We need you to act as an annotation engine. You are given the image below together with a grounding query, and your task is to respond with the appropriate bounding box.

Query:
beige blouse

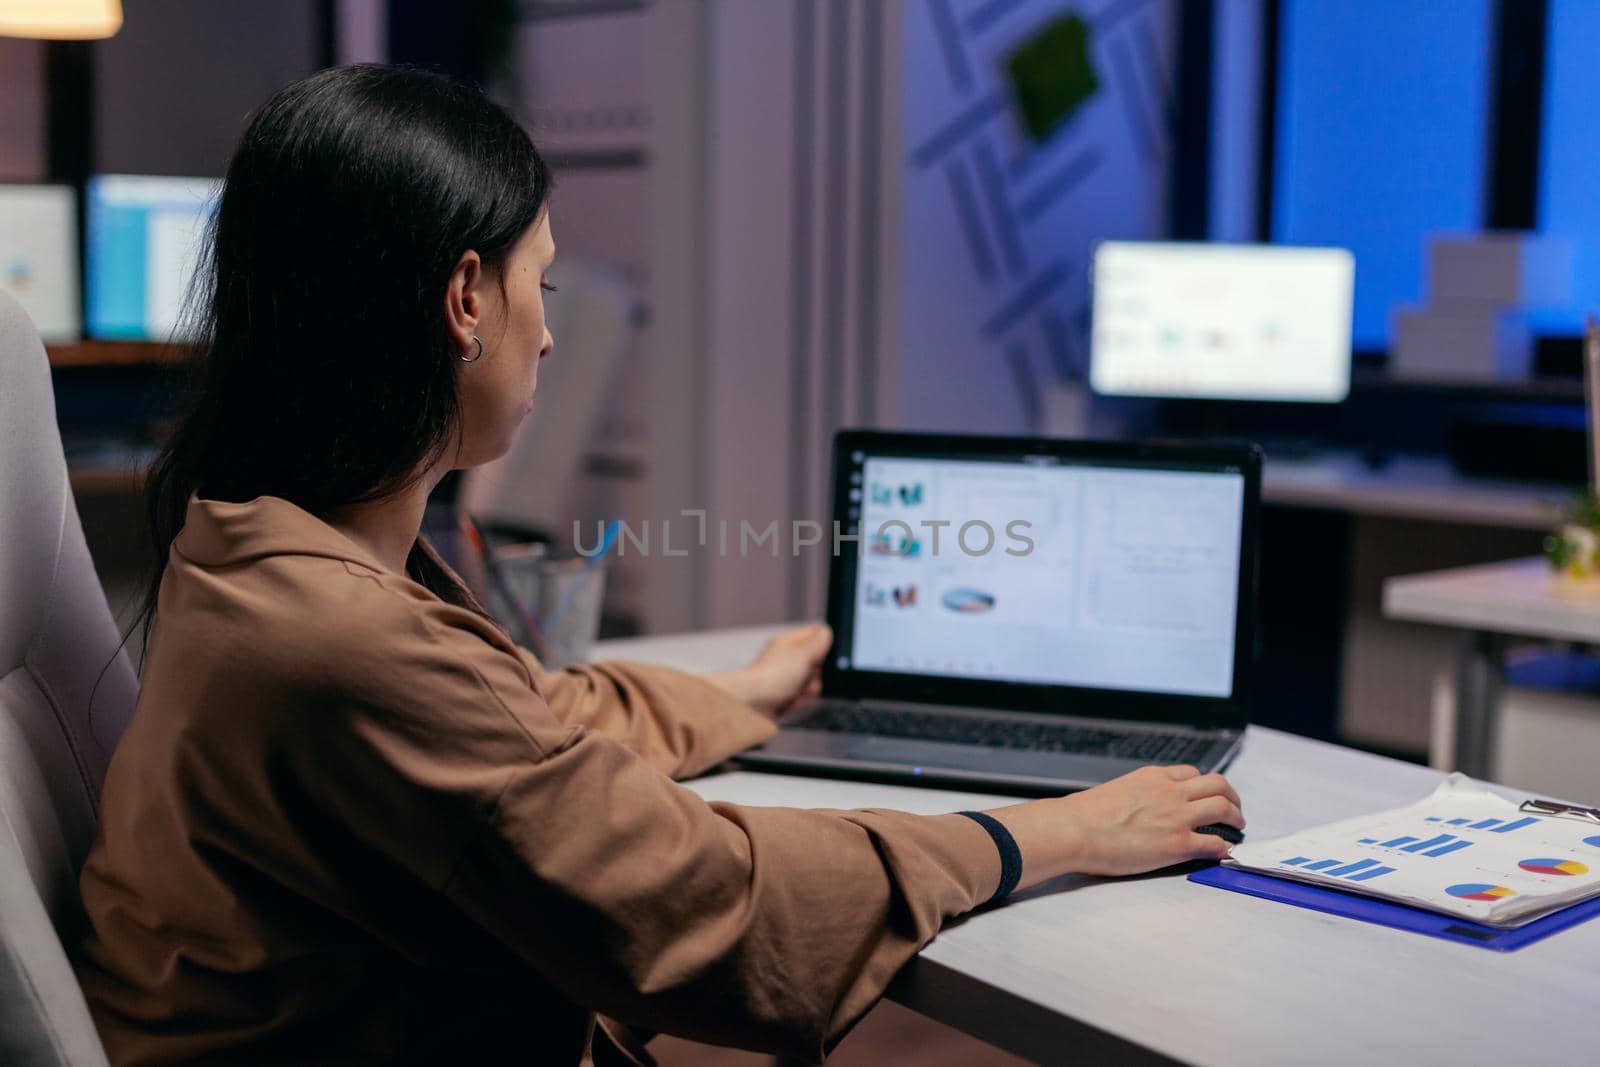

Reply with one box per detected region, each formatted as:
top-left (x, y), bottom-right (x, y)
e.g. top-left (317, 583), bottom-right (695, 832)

top-left (76, 495), bottom-right (1000, 1066)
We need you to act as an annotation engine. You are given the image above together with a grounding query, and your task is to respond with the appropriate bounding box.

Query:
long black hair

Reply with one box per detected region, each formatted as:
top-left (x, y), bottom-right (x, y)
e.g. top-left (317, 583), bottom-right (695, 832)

top-left (138, 64), bottom-right (551, 631)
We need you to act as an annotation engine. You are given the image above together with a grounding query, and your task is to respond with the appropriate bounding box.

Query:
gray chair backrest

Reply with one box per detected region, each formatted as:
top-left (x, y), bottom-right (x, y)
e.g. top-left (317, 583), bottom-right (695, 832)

top-left (0, 291), bottom-right (138, 1066)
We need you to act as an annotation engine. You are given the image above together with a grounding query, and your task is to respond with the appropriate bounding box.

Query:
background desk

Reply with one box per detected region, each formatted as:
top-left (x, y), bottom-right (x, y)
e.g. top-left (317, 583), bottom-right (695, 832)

top-left (1384, 557), bottom-right (1600, 779)
top-left (1251, 451), bottom-right (1558, 755)
top-left (594, 625), bottom-right (1597, 1067)
top-left (1262, 450), bottom-right (1567, 529)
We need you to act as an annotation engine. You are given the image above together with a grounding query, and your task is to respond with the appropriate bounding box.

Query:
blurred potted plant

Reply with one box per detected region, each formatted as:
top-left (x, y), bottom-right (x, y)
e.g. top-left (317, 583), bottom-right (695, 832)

top-left (1546, 494), bottom-right (1600, 580)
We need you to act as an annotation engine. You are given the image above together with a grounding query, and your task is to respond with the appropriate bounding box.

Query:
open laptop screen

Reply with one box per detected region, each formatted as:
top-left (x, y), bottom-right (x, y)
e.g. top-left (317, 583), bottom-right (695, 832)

top-left (825, 433), bottom-right (1261, 727)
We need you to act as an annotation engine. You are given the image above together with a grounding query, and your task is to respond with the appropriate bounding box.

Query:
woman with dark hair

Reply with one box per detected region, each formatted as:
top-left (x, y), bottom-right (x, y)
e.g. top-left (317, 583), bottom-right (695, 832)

top-left (76, 65), bottom-right (1242, 1066)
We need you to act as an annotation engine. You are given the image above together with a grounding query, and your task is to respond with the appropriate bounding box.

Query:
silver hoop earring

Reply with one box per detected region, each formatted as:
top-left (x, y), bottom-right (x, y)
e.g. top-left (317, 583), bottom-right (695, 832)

top-left (461, 336), bottom-right (484, 364)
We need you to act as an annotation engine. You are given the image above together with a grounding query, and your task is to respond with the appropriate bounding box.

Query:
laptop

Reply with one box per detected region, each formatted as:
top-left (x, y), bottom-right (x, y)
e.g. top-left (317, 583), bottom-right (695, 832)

top-left (736, 431), bottom-right (1262, 795)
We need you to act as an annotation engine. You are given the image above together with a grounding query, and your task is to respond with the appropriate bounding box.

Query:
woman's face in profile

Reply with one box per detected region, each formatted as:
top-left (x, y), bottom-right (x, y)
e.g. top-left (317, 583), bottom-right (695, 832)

top-left (456, 212), bottom-right (557, 468)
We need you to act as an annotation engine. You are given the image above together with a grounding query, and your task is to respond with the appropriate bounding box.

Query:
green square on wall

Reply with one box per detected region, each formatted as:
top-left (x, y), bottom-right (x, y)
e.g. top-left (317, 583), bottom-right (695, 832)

top-left (1006, 13), bottom-right (1100, 142)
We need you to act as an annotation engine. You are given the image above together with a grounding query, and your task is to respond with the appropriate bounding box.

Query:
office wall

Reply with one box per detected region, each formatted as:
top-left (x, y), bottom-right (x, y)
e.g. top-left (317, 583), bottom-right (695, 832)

top-left (403, 0), bottom-right (1187, 631)
top-left (685, 0), bottom-right (1185, 626)
top-left (1, 1), bottom-right (323, 181)
top-left (897, 0), bottom-right (1177, 434)
top-left (94, 0), bottom-right (322, 176)
top-left (497, 2), bottom-right (680, 631)
top-left (686, 0), bottom-right (905, 627)
top-left (594, 0), bottom-right (1186, 629)
top-left (501, 0), bottom-right (904, 630)
top-left (336, 0), bottom-right (387, 65)
top-left (1207, 0), bottom-right (1261, 243)
top-left (0, 39), bottom-right (45, 179)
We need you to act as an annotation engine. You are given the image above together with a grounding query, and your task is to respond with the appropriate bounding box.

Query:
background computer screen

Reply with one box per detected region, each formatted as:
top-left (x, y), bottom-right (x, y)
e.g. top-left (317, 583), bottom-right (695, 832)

top-left (845, 454), bottom-right (1245, 699)
top-left (1089, 241), bottom-right (1355, 403)
top-left (86, 174), bottom-right (222, 341)
top-left (0, 184), bottom-right (80, 343)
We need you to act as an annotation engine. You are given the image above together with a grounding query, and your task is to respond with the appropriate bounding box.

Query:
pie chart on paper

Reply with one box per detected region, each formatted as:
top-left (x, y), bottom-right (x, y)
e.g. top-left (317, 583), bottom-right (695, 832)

top-left (1446, 884), bottom-right (1516, 901)
top-left (1517, 858), bottom-right (1588, 876)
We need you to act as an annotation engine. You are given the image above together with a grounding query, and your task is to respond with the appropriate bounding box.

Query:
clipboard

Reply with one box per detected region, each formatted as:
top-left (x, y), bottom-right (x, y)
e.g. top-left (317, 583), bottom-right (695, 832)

top-left (1189, 865), bottom-right (1600, 952)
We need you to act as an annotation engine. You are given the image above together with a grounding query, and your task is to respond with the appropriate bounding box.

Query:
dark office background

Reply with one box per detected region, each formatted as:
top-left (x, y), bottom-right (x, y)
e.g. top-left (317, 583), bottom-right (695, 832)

top-left (2, 0), bottom-right (1588, 755)
top-left (11, 1), bottom-right (1592, 466)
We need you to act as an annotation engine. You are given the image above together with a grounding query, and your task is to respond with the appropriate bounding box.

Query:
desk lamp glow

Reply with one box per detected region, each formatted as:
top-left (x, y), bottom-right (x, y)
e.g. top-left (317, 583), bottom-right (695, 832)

top-left (0, 0), bottom-right (122, 40)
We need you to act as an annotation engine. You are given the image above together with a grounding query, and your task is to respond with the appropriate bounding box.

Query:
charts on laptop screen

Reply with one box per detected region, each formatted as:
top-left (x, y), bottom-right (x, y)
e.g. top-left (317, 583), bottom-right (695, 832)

top-left (86, 175), bottom-right (222, 341)
top-left (1090, 241), bottom-right (1355, 402)
top-left (844, 455), bottom-right (1245, 699)
top-left (0, 184), bottom-right (79, 343)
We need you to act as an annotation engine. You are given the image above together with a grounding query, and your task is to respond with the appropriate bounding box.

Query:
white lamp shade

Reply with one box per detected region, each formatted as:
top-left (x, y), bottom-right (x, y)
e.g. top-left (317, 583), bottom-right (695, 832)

top-left (0, 0), bottom-right (122, 40)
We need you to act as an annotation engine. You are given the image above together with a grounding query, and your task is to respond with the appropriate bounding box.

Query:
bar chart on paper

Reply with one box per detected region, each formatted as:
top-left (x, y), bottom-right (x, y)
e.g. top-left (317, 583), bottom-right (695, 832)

top-left (1229, 775), bottom-right (1600, 926)
top-left (1280, 856), bottom-right (1394, 882)
top-left (1353, 832), bottom-right (1474, 858)
top-left (1423, 815), bottom-right (1541, 834)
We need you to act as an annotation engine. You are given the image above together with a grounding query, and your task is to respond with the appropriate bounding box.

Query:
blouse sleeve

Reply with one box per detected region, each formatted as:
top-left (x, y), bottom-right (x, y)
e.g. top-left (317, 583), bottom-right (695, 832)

top-left (514, 648), bottom-right (777, 780)
top-left (317, 590), bottom-right (1001, 1061)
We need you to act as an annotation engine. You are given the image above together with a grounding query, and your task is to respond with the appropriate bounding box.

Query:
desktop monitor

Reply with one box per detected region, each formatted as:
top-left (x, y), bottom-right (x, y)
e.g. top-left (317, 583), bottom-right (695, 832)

top-left (0, 183), bottom-right (80, 343)
top-left (86, 174), bottom-right (223, 341)
top-left (1089, 241), bottom-right (1356, 403)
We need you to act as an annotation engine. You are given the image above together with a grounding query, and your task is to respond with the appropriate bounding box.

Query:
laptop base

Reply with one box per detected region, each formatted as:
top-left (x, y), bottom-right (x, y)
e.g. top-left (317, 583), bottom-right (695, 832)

top-left (736, 718), bottom-right (1242, 796)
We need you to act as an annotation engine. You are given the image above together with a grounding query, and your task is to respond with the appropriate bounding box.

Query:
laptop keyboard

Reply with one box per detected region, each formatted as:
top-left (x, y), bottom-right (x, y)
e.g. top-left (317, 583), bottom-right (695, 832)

top-left (791, 702), bottom-right (1218, 765)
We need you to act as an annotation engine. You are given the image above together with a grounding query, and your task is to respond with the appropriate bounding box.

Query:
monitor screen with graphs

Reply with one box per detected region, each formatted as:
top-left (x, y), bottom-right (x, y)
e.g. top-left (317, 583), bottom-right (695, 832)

top-left (0, 184), bottom-right (80, 343)
top-left (1090, 241), bottom-right (1355, 403)
top-left (86, 174), bottom-right (222, 341)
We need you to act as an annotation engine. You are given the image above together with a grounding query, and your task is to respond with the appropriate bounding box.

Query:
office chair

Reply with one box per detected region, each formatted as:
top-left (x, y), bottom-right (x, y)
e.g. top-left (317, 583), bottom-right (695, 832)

top-left (0, 290), bottom-right (138, 1066)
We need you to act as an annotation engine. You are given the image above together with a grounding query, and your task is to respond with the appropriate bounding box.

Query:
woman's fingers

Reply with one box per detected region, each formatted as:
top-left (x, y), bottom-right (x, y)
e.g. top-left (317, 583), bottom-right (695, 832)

top-left (1181, 772), bottom-right (1242, 811)
top-left (1163, 764), bottom-right (1201, 781)
top-left (1189, 795), bottom-right (1245, 830)
top-left (1189, 832), bottom-right (1235, 860)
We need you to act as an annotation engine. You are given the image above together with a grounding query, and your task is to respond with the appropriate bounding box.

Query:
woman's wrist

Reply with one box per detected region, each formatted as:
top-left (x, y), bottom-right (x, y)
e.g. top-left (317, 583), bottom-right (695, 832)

top-left (703, 667), bottom-right (773, 717)
top-left (955, 811), bottom-right (1023, 905)
top-left (982, 800), bottom-right (1083, 892)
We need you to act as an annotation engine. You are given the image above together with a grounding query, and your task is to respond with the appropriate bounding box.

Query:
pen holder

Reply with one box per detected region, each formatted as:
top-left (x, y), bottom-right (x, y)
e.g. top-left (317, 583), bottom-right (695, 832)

top-left (485, 543), bottom-right (609, 669)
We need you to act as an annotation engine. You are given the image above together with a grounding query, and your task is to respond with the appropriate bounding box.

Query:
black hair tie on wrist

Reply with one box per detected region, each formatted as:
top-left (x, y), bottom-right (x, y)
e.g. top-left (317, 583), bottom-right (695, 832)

top-left (957, 810), bottom-right (1022, 907)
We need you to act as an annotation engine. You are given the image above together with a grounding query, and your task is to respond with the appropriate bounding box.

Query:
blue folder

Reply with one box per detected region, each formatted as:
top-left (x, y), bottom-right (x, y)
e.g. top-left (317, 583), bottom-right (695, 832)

top-left (1188, 864), bottom-right (1600, 951)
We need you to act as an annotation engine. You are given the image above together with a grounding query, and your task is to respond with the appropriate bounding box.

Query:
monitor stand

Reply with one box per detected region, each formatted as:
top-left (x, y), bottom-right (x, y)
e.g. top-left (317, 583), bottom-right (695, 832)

top-left (1160, 405), bottom-right (1327, 462)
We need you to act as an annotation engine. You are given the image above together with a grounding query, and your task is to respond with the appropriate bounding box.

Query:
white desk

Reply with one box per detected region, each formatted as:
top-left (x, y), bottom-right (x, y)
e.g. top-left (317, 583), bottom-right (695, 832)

top-left (1384, 557), bottom-right (1600, 779)
top-left (593, 626), bottom-right (1599, 1067)
top-left (1383, 557), bottom-right (1600, 644)
top-left (1262, 451), bottom-right (1567, 529)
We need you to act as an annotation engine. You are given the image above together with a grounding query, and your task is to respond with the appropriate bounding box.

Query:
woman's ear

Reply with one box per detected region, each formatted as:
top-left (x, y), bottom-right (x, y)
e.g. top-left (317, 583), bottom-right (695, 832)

top-left (443, 250), bottom-right (484, 355)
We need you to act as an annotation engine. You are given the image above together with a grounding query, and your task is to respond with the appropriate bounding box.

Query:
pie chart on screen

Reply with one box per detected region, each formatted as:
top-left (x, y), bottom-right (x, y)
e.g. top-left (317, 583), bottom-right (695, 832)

top-left (1586, 835), bottom-right (1600, 849)
top-left (1446, 884), bottom-right (1515, 901)
top-left (941, 588), bottom-right (996, 614)
top-left (1518, 858), bottom-right (1588, 876)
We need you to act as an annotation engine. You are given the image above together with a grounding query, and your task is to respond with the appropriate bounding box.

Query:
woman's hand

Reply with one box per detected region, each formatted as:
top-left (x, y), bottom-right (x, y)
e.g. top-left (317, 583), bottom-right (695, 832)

top-left (987, 765), bottom-right (1244, 890)
top-left (707, 624), bottom-right (832, 718)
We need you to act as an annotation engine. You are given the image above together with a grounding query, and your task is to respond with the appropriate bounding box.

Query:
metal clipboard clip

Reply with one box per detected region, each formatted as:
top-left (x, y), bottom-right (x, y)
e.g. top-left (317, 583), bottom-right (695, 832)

top-left (1519, 798), bottom-right (1600, 825)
